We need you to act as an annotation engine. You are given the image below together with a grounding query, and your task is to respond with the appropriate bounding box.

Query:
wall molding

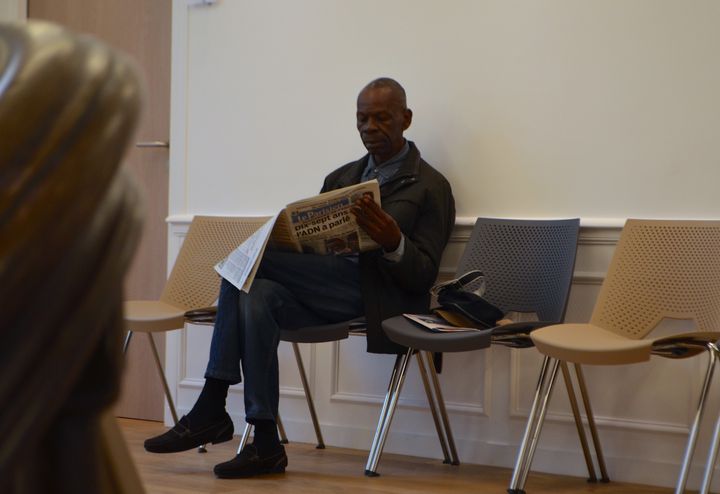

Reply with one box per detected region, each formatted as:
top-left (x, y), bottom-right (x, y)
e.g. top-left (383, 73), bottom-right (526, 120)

top-left (167, 215), bottom-right (622, 249)
top-left (328, 391), bottom-right (488, 416)
top-left (329, 339), bottom-right (491, 417)
top-left (178, 377), bottom-right (309, 400)
top-left (164, 218), bottom-right (619, 288)
top-left (168, 214), bottom-right (627, 230)
top-left (507, 351), bottom-right (692, 436)
top-left (572, 271), bottom-right (606, 285)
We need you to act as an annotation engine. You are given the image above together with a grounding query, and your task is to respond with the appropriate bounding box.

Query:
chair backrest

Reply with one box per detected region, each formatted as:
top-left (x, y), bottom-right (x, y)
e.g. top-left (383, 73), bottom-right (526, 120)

top-left (160, 215), bottom-right (270, 310)
top-left (591, 219), bottom-right (720, 339)
top-left (455, 218), bottom-right (580, 323)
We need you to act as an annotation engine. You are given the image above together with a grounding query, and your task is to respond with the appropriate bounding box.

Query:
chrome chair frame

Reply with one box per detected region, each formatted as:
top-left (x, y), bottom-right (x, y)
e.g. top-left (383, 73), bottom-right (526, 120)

top-left (367, 218), bottom-right (608, 480)
top-left (122, 331), bottom-right (179, 423)
top-left (364, 348), bottom-right (459, 475)
top-left (123, 216), bottom-right (269, 428)
top-left (510, 219), bottom-right (720, 494)
top-left (235, 325), bottom-right (458, 469)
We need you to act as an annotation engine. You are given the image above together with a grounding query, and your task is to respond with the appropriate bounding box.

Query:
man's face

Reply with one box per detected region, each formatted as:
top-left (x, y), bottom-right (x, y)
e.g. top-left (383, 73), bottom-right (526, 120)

top-left (356, 87), bottom-right (412, 164)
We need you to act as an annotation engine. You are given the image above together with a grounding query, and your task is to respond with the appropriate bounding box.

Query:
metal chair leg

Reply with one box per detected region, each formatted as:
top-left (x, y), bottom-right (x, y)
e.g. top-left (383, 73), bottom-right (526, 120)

top-left (365, 349), bottom-right (413, 477)
top-left (235, 416), bottom-right (288, 454)
top-left (145, 332), bottom-right (179, 424)
top-left (424, 351), bottom-right (460, 466)
top-left (574, 363), bottom-right (610, 483)
top-left (508, 356), bottom-right (559, 494)
top-left (560, 361), bottom-right (597, 482)
top-left (416, 351), bottom-right (451, 464)
top-left (700, 343), bottom-right (720, 494)
top-left (122, 330), bottom-right (133, 354)
top-left (363, 352), bottom-right (401, 476)
top-left (276, 413), bottom-right (289, 444)
top-left (508, 356), bottom-right (552, 493)
top-left (237, 423), bottom-right (253, 454)
top-left (677, 342), bottom-right (719, 494)
top-left (292, 342), bottom-right (324, 448)
top-left (518, 358), bottom-right (560, 490)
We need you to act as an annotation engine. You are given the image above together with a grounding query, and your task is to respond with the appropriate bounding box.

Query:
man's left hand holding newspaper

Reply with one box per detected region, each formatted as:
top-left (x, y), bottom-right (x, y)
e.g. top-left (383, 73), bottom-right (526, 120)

top-left (351, 193), bottom-right (402, 252)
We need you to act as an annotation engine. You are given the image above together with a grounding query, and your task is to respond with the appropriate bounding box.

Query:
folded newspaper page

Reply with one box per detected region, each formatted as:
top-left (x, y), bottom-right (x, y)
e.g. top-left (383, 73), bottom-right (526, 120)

top-left (215, 213), bottom-right (279, 292)
top-left (269, 179), bottom-right (381, 254)
top-left (216, 180), bottom-right (381, 292)
top-left (403, 313), bottom-right (485, 333)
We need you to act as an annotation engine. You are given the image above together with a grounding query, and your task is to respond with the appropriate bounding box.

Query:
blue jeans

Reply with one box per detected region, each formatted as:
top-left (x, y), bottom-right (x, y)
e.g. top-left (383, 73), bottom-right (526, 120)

top-left (205, 250), bottom-right (363, 422)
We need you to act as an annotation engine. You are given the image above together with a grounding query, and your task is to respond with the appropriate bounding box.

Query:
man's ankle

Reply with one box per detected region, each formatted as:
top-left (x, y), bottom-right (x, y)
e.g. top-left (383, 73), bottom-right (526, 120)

top-left (251, 419), bottom-right (281, 456)
top-left (186, 377), bottom-right (231, 425)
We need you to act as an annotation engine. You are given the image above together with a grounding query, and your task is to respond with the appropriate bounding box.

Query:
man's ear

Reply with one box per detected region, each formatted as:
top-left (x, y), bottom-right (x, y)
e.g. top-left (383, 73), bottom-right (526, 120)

top-left (403, 108), bottom-right (413, 131)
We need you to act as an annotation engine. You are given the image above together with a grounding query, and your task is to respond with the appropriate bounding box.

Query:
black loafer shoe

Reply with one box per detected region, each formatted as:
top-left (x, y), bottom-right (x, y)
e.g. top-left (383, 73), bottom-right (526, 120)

top-left (144, 413), bottom-right (234, 453)
top-left (213, 444), bottom-right (288, 478)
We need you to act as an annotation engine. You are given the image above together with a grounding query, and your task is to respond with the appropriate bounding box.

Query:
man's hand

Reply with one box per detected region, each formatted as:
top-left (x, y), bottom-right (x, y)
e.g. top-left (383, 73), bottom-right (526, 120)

top-left (351, 194), bottom-right (402, 251)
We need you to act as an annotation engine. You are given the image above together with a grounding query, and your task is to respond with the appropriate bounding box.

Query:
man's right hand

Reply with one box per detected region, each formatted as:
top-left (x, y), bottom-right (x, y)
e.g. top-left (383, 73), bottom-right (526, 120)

top-left (351, 194), bottom-right (402, 252)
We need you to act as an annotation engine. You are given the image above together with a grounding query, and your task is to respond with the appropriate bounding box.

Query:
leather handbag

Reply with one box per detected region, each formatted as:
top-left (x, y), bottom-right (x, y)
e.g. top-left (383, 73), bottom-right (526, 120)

top-left (432, 270), bottom-right (504, 329)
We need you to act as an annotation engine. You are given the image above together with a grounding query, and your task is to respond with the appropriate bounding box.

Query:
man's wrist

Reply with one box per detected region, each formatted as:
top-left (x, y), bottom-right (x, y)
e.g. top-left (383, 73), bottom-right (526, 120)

top-left (382, 234), bottom-right (405, 262)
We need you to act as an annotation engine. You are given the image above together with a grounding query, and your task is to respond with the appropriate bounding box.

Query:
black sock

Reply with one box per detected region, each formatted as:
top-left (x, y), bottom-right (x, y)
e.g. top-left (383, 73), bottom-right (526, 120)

top-left (186, 377), bottom-right (230, 425)
top-left (251, 419), bottom-right (281, 455)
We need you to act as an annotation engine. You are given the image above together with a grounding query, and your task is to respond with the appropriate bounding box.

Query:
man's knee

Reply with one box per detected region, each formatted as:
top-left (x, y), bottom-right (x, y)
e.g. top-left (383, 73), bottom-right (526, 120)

top-left (256, 250), bottom-right (302, 281)
top-left (240, 278), bottom-right (286, 313)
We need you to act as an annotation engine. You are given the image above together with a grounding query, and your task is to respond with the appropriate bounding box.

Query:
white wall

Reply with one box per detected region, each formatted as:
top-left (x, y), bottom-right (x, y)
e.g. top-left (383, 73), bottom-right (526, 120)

top-left (166, 0), bottom-right (720, 490)
top-left (0, 0), bottom-right (26, 22)
top-left (170, 0), bottom-right (720, 221)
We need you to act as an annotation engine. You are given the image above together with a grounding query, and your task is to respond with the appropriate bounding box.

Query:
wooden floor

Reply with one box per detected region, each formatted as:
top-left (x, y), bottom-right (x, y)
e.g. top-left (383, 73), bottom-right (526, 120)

top-left (121, 418), bottom-right (672, 494)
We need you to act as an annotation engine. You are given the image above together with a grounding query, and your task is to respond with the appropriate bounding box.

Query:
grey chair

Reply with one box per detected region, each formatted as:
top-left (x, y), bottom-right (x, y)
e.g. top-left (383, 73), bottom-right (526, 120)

top-left (189, 315), bottom-right (357, 452)
top-left (235, 319), bottom-right (360, 451)
top-left (369, 218), bottom-right (609, 481)
top-left (186, 297), bottom-right (372, 455)
top-left (235, 318), bottom-right (455, 466)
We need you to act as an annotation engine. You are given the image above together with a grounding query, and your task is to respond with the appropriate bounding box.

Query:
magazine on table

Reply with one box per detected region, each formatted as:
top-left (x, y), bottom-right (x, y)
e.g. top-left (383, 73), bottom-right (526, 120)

top-left (215, 179), bottom-right (381, 293)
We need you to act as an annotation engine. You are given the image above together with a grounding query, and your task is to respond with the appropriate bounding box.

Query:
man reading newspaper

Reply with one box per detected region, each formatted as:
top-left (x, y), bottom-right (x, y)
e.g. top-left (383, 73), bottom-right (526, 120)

top-left (144, 77), bottom-right (456, 478)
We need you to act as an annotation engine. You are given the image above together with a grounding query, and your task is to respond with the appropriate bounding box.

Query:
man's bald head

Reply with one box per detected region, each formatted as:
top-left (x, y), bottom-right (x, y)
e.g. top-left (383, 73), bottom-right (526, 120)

top-left (358, 77), bottom-right (408, 110)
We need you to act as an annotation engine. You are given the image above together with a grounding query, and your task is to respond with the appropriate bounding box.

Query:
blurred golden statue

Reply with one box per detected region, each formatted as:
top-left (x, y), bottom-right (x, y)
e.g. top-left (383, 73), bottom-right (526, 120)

top-left (0, 21), bottom-right (145, 493)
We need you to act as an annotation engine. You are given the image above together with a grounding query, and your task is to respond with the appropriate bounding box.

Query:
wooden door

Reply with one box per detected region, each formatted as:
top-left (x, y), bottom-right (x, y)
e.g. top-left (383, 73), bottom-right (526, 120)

top-left (28, 0), bottom-right (172, 421)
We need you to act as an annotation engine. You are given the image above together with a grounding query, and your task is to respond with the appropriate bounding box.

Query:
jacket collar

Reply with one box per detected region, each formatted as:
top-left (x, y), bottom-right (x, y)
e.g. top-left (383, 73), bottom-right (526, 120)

top-left (337, 141), bottom-right (422, 195)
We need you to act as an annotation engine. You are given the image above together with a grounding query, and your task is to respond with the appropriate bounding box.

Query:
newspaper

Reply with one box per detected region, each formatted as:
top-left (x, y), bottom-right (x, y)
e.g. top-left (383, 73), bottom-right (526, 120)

top-left (215, 180), bottom-right (381, 292)
top-left (403, 313), bottom-right (485, 333)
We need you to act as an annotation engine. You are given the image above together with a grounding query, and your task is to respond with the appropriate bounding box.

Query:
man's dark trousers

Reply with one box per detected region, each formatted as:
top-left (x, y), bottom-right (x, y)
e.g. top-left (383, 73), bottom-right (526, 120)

top-left (204, 250), bottom-right (364, 422)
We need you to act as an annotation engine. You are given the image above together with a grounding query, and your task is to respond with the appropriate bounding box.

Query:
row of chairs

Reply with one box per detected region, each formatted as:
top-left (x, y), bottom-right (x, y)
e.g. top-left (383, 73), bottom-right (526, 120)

top-left (124, 215), bottom-right (720, 493)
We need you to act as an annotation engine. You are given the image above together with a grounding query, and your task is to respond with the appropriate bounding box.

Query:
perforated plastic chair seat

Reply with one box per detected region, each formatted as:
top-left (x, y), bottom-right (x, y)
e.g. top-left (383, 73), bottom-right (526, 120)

top-left (511, 219), bottom-right (720, 494)
top-left (364, 218), bottom-right (588, 478)
top-left (121, 216), bottom-right (268, 426)
top-left (123, 300), bottom-right (185, 333)
top-left (382, 315), bottom-right (493, 353)
top-left (383, 217), bottom-right (581, 356)
top-left (531, 323), bottom-right (652, 365)
top-left (533, 325), bottom-right (720, 366)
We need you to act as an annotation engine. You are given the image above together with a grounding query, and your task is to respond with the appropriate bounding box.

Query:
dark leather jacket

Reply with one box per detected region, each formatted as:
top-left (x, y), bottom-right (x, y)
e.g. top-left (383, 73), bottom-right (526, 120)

top-left (322, 142), bottom-right (455, 353)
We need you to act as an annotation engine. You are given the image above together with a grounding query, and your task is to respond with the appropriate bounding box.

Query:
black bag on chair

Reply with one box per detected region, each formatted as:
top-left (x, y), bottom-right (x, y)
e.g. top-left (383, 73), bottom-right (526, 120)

top-left (433, 270), bottom-right (504, 329)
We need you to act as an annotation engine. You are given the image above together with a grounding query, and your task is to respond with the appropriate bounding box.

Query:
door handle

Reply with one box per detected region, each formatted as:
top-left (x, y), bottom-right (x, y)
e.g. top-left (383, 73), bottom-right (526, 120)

top-left (135, 140), bottom-right (169, 148)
